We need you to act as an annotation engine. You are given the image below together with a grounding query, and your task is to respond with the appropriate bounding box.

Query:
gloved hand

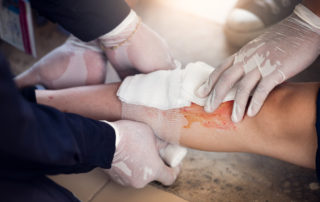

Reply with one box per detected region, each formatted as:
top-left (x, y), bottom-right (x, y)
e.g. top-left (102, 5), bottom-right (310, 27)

top-left (197, 4), bottom-right (320, 122)
top-left (103, 120), bottom-right (180, 188)
top-left (15, 35), bottom-right (107, 89)
top-left (99, 10), bottom-right (177, 79)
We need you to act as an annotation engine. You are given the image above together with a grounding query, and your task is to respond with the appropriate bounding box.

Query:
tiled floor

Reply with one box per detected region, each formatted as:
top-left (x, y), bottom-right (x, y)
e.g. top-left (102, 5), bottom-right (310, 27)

top-left (2, 0), bottom-right (320, 201)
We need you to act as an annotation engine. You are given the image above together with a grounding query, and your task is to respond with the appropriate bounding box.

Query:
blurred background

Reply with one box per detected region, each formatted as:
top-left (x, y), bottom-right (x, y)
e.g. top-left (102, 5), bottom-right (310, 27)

top-left (1, 0), bottom-right (320, 201)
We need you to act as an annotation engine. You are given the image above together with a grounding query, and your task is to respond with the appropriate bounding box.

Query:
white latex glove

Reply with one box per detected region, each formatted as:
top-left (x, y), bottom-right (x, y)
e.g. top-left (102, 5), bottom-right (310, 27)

top-left (99, 10), bottom-right (177, 79)
top-left (197, 4), bottom-right (320, 123)
top-left (15, 35), bottom-right (107, 89)
top-left (103, 120), bottom-right (180, 188)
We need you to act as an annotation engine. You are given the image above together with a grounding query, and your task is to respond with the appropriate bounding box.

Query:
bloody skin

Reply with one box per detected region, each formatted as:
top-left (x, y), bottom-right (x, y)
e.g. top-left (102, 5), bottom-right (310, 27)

top-left (180, 101), bottom-right (236, 130)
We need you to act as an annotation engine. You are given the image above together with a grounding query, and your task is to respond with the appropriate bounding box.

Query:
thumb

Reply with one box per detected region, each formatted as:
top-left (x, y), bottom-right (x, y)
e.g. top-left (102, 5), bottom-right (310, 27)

top-left (196, 55), bottom-right (235, 98)
top-left (156, 164), bottom-right (180, 186)
top-left (196, 78), bottom-right (212, 98)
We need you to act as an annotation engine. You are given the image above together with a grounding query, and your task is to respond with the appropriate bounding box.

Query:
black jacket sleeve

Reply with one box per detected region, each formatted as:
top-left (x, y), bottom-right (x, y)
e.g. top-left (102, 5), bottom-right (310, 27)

top-left (0, 53), bottom-right (116, 179)
top-left (30, 0), bottom-right (130, 41)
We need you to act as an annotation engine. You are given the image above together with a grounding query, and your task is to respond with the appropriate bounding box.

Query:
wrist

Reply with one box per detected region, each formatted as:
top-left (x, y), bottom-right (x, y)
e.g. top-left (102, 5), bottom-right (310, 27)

top-left (99, 10), bottom-right (141, 49)
top-left (294, 4), bottom-right (320, 30)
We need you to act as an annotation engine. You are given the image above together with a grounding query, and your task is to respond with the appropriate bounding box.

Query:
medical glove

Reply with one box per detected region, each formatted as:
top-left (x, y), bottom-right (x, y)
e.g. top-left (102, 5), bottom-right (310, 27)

top-left (103, 120), bottom-right (180, 188)
top-left (197, 4), bottom-right (320, 122)
top-left (99, 10), bottom-right (176, 79)
top-left (15, 35), bottom-right (107, 89)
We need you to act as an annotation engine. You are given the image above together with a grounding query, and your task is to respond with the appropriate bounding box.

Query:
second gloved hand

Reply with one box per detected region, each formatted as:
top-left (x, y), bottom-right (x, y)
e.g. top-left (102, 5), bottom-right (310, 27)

top-left (15, 35), bottom-right (107, 89)
top-left (99, 10), bottom-right (177, 78)
top-left (197, 4), bottom-right (320, 123)
top-left (103, 120), bottom-right (180, 188)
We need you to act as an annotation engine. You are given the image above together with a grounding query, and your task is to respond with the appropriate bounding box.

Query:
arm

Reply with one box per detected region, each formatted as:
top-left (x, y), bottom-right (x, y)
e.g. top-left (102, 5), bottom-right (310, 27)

top-left (16, 0), bottom-right (130, 88)
top-left (0, 53), bottom-right (116, 178)
top-left (197, 1), bottom-right (320, 123)
top-left (16, 0), bottom-right (175, 89)
top-left (36, 82), bottom-right (319, 169)
top-left (2, 54), bottom-right (178, 187)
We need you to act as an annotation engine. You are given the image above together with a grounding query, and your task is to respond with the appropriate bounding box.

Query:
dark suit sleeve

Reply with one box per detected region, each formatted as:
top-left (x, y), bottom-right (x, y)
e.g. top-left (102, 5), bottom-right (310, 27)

top-left (0, 53), bottom-right (116, 179)
top-left (30, 0), bottom-right (130, 41)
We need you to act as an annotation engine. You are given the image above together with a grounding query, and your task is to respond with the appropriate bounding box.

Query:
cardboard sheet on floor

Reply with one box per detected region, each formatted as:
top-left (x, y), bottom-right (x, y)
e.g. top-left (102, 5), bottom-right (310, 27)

top-left (48, 169), bottom-right (109, 202)
top-left (49, 169), bottom-right (187, 202)
top-left (91, 181), bottom-right (187, 202)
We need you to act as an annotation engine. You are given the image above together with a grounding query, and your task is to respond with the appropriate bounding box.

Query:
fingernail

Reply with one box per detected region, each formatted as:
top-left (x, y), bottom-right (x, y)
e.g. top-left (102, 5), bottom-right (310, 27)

top-left (232, 102), bottom-right (240, 123)
top-left (247, 104), bottom-right (255, 117)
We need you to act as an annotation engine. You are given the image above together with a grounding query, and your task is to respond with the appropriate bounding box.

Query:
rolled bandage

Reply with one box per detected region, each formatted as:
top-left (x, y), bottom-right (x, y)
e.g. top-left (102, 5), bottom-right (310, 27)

top-left (160, 144), bottom-right (187, 167)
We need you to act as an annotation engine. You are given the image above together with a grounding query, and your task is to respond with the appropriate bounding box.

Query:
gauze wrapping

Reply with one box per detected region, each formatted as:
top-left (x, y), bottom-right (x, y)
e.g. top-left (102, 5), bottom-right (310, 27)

top-left (159, 144), bottom-right (187, 167)
top-left (117, 61), bottom-right (236, 110)
top-left (118, 62), bottom-right (236, 167)
top-left (121, 102), bottom-right (187, 166)
top-left (117, 67), bottom-right (188, 110)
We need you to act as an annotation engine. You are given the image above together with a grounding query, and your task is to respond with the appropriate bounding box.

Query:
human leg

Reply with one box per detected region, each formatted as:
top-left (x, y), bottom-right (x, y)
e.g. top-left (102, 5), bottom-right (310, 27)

top-left (35, 82), bottom-right (319, 169)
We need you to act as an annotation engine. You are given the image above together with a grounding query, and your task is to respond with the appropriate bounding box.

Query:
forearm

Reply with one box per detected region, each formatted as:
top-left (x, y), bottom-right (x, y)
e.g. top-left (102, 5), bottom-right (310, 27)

top-left (36, 82), bottom-right (319, 169)
top-left (303, 0), bottom-right (320, 16)
top-left (0, 54), bottom-right (116, 178)
top-left (36, 83), bottom-right (122, 121)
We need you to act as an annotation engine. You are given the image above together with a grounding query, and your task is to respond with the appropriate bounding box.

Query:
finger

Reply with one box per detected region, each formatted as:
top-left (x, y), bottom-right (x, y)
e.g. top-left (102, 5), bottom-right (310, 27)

top-left (232, 69), bottom-right (261, 123)
top-left (196, 55), bottom-right (235, 98)
top-left (247, 69), bottom-right (285, 117)
top-left (156, 164), bottom-right (180, 186)
top-left (205, 63), bottom-right (244, 113)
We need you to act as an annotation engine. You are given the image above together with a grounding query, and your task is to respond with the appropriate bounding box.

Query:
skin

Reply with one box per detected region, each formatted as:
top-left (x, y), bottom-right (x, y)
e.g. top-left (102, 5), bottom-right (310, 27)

top-left (303, 0), bottom-right (320, 17)
top-left (36, 82), bottom-right (319, 169)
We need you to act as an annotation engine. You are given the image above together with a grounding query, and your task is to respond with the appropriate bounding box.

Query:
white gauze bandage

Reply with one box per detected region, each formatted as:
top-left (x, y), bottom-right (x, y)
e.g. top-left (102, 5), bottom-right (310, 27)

top-left (118, 61), bottom-right (236, 110)
top-left (118, 62), bottom-right (236, 167)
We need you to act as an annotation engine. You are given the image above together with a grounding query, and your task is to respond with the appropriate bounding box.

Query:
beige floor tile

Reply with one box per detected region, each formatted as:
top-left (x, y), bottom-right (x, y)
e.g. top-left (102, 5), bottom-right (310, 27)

top-left (48, 168), bottom-right (110, 202)
top-left (91, 182), bottom-right (187, 202)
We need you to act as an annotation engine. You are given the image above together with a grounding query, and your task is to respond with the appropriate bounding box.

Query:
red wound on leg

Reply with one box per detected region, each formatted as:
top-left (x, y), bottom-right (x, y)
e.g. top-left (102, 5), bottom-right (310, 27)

top-left (180, 101), bottom-right (235, 130)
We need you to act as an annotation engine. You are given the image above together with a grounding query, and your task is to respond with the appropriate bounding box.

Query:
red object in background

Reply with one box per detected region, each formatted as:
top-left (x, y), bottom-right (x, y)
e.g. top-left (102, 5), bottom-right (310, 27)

top-left (0, 0), bottom-right (36, 57)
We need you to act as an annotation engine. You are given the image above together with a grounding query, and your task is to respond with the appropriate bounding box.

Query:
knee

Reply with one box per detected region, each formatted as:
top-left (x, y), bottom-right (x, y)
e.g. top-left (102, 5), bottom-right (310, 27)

top-left (255, 83), bottom-right (318, 145)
